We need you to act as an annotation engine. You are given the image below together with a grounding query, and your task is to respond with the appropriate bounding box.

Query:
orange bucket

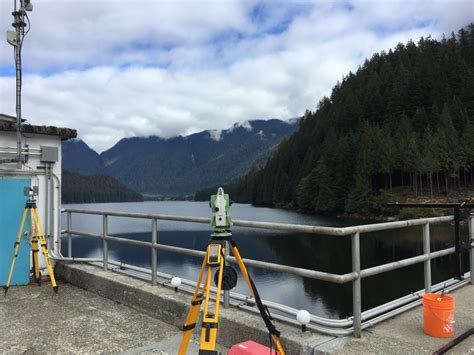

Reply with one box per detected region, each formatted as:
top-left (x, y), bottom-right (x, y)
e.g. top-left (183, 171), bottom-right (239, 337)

top-left (422, 293), bottom-right (455, 338)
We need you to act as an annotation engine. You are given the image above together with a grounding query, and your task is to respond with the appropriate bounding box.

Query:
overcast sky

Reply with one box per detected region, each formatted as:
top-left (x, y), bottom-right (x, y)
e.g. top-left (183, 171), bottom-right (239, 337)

top-left (0, 0), bottom-right (472, 152)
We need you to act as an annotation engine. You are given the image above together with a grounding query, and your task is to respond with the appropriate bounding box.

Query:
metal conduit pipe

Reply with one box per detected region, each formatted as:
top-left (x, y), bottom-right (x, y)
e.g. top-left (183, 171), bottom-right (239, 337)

top-left (51, 256), bottom-right (103, 263)
top-left (0, 145), bottom-right (41, 152)
top-left (83, 259), bottom-right (352, 329)
top-left (49, 163), bottom-right (55, 250)
top-left (361, 279), bottom-right (469, 329)
top-left (237, 304), bottom-right (353, 336)
top-left (106, 263), bottom-right (352, 333)
top-left (114, 261), bottom-right (354, 329)
top-left (52, 173), bottom-right (62, 255)
top-left (0, 169), bottom-right (44, 175)
top-left (44, 163), bottom-right (49, 249)
top-left (359, 247), bottom-right (455, 278)
top-left (0, 150), bottom-right (40, 156)
top-left (360, 276), bottom-right (466, 321)
top-left (50, 255), bottom-right (470, 332)
top-left (97, 258), bottom-right (470, 334)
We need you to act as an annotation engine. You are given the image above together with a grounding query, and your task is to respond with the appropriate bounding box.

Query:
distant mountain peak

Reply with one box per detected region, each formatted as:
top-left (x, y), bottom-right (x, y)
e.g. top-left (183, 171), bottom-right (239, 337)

top-left (231, 120), bottom-right (253, 131)
top-left (208, 129), bottom-right (223, 141)
top-left (62, 117), bottom-right (300, 196)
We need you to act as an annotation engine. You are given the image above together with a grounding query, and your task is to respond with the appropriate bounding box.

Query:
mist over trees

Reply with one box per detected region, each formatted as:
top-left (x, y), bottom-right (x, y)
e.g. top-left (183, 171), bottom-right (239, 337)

top-left (222, 25), bottom-right (474, 215)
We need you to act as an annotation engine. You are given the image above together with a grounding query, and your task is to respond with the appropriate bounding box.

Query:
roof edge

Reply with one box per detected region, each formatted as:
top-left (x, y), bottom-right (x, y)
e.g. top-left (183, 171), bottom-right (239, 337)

top-left (0, 122), bottom-right (77, 140)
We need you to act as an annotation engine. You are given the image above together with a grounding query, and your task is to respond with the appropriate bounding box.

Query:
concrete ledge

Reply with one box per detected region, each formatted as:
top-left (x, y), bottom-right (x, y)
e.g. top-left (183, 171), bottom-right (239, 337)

top-left (56, 263), bottom-right (335, 354)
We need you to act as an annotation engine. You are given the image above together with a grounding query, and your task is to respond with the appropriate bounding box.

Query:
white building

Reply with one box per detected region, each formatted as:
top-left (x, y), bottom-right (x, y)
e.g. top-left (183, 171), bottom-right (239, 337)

top-left (0, 113), bottom-right (76, 285)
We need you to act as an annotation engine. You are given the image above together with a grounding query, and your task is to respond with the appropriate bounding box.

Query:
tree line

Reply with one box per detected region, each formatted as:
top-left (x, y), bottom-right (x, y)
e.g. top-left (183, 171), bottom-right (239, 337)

top-left (62, 170), bottom-right (144, 204)
top-left (212, 25), bottom-right (474, 215)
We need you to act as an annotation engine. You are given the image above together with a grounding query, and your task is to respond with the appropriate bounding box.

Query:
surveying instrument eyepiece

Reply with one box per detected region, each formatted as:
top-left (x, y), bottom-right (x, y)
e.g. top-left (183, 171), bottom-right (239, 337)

top-left (179, 188), bottom-right (285, 354)
top-left (3, 185), bottom-right (59, 295)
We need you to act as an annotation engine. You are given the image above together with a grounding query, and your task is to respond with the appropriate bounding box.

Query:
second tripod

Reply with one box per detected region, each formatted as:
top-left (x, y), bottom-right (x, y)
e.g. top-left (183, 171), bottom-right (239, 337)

top-left (4, 191), bottom-right (58, 295)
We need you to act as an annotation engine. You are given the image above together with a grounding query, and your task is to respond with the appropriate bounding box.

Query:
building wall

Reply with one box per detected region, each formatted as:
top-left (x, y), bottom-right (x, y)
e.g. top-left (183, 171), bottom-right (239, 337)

top-left (0, 130), bottom-right (63, 272)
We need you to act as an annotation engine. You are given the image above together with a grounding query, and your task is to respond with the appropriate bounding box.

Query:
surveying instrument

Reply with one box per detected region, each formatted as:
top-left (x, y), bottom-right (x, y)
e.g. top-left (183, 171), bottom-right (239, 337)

top-left (4, 187), bottom-right (58, 295)
top-left (178, 188), bottom-right (285, 354)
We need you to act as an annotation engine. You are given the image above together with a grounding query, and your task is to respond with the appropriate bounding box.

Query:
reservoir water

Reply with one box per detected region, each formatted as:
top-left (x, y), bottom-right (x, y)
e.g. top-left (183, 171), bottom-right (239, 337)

top-left (62, 201), bottom-right (469, 319)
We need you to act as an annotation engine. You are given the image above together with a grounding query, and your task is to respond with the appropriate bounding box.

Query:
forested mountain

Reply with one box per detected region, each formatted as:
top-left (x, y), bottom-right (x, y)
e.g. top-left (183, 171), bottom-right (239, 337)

top-left (62, 139), bottom-right (101, 174)
top-left (62, 119), bottom-right (298, 197)
top-left (62, 171), bottom-right (143, 204)
top-left (227, 25), bottom-right (474, 215)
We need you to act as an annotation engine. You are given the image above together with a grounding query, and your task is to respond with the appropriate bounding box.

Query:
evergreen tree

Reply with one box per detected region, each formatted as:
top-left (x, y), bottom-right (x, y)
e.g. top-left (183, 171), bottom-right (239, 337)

top-left (226, 24), bottom-right (474, 215)
top-left (436, 105), bottom-right (460, 192)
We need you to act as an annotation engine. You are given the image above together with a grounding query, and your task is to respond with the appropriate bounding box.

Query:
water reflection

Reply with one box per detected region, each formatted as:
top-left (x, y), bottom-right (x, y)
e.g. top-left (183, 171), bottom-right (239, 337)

top-left (62, 201), bottom-right (469, 319)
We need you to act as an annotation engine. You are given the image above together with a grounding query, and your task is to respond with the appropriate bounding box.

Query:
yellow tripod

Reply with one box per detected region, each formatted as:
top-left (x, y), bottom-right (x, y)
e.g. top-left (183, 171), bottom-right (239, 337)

top-left (178, 236), bottom-right (285, 355)
top-left (4, 196), bottom-right (58, 295)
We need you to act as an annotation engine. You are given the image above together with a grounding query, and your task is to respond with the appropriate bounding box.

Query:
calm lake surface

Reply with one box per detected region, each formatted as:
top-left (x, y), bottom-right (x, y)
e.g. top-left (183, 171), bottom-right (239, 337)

top-left (62, 201), bottom-right (469, 319)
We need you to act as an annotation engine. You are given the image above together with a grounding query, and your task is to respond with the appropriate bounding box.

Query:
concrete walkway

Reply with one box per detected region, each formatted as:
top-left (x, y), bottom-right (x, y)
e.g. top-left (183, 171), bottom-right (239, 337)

top-left (3, 264), bottom-right (472, 354)
top-left (315, 284), bottom-right (474, 354)
top-left (0, 282), bottom-right (223, 354)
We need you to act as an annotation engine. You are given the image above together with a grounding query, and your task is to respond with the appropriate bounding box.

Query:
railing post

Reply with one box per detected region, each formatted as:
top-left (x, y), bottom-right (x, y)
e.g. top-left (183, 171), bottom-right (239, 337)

top-left (103, 214), bottom-right (108, 271)
top-left (67, 211), bottom-right (72, 258)
top-left (151, 218), bottom-right (158, 286)
top-left (422, 223), bottom-right (432, 293)
top-left (223, 240), bottom-right (230, 308)
top-left (469, 212), bottom-right (474, 285)
top-left (352, 232), bottom-right (361, 338)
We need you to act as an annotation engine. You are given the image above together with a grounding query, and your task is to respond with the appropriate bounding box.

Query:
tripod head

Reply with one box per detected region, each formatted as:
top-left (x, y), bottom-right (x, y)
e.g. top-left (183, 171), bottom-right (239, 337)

top-left (210, 187), bottom-right (233, 236)
top-left (24, 186), bottom-right (39, 206)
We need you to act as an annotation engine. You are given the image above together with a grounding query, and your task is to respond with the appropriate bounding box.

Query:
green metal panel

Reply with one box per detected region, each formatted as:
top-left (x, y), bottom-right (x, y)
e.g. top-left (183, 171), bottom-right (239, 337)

top-left (0, 178), bottom-right (30, 286)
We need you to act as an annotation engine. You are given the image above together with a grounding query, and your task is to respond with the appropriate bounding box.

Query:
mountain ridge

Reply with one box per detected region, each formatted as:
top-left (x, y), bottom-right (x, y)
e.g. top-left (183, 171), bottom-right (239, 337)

top-left (63, 118), bottom-right (299, 197)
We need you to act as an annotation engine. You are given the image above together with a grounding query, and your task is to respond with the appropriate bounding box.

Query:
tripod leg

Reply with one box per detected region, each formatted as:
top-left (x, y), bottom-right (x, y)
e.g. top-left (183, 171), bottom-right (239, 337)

top-left (4, 208), bottom-right (28, 295)
top-left (231, 244), bottom-right (285, 355)
top-left (31, 213), bottom-right (41, 286)
top-left (179, 253), bottom-right (208, 355)
top-left (230, 245), bottom-right (253, 296)
top-left (199, 254), bottom-right (224, 353)
top-left (32, 208), bottom-right (58, 293)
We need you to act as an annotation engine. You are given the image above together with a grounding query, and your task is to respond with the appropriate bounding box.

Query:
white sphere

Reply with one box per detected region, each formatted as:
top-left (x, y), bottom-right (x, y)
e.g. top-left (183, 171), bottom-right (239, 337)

top-left (296, 310), bottom-right (311, 325)
top-left (170, 277), bottom-right (182, 287)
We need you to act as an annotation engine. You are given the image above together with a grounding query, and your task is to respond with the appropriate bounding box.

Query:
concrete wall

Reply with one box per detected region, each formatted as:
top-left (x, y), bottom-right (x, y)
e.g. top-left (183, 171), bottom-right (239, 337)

top-left (57, 263), bottom-right (335, 354)
top-left (0, 130), bottom-right (63, 271)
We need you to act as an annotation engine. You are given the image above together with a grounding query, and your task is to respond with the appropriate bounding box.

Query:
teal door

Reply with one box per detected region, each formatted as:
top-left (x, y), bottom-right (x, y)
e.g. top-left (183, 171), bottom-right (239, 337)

top-left (0, 178), bottom-right (30, 286)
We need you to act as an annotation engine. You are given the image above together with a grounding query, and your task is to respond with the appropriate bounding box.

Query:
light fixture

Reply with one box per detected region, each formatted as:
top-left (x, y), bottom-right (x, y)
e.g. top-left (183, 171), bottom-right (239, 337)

top-left (170, 276), bottom-right (181, 291)
top-left (296, 310), bottom-right (311, 332)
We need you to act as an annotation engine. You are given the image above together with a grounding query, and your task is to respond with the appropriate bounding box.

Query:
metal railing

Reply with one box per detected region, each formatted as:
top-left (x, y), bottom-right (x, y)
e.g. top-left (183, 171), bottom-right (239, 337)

top-left (58, 208), bottom-right (474, 337)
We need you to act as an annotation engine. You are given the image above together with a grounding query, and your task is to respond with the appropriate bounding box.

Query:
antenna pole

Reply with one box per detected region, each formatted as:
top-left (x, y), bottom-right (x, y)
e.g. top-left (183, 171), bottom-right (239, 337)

top-left (15, 0), bottom-right (23, 168)
top-left (9, 0), bottom-right (31, 168)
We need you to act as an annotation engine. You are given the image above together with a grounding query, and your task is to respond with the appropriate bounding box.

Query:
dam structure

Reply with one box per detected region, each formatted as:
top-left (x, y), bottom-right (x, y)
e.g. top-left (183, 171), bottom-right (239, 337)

top-left (2, 204), bottom-right (472, 353)
top-left (0, 114), bottom-right (473, 352)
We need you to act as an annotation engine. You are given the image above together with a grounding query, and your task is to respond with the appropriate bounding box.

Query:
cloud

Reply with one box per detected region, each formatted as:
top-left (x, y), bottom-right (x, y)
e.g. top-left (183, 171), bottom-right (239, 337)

top-left (0, 0), bottom-right (472, 152)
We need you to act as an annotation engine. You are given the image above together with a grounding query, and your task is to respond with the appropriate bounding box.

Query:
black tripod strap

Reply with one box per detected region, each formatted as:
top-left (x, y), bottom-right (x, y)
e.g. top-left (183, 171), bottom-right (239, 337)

top-left (247, 273), bottom-right (280, 339)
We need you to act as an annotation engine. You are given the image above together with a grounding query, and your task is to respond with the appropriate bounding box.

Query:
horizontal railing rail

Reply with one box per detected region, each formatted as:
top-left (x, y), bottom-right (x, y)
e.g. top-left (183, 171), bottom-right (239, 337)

top-left (59, 208), bottom-right (473, 338)
top-left (62, 208), bottom-right (454, 235)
